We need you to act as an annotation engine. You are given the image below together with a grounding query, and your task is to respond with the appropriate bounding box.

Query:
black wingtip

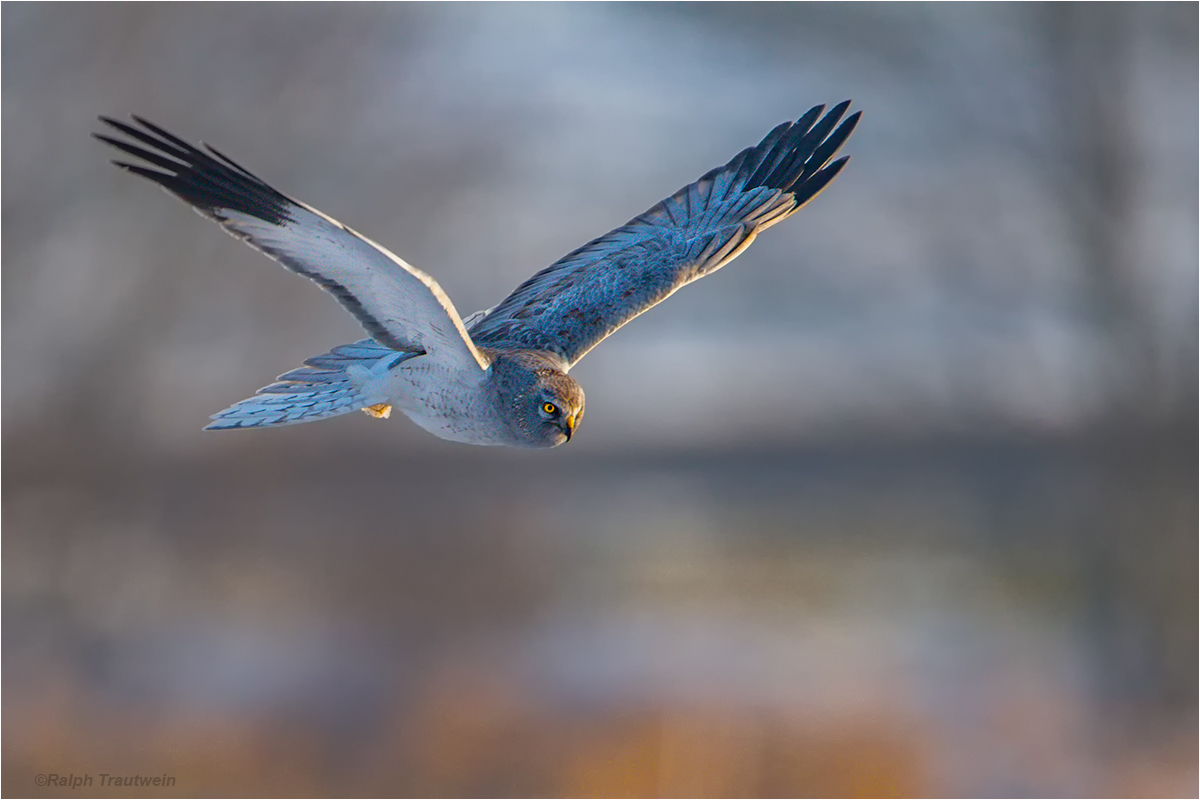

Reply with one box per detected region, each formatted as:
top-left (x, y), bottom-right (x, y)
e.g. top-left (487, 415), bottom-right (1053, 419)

top-left (742, 100), bottom-right (859, 195)
top-left (791, 155), bottom-right (851, 210)
top-left (800, 110), bottom-right (861, 180)
top-left (799, 103), bottom-right (825, 123)
top-left (94, 113), bottom-right (293, 226)
top-left (832, 103), bottom-right (861, 131)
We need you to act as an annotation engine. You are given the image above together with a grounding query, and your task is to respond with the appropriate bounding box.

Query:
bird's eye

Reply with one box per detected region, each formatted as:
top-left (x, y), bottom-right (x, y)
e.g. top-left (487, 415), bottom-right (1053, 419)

top-left (542, 402), bottom-right (558, 415)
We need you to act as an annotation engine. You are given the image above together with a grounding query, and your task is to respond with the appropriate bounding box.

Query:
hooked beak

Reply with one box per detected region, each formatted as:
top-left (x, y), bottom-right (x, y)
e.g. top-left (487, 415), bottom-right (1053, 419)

top-left (563, 412), bottom-right (578, 442)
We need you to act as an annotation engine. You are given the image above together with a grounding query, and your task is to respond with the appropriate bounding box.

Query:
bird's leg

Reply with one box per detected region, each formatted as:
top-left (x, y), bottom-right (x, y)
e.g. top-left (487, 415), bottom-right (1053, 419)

top-left (362, 403), bottom-right (392, 419)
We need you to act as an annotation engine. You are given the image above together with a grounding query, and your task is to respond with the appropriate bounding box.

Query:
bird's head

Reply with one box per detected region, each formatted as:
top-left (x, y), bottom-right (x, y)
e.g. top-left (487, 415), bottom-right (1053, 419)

top-left (489, 353), bottom-right (585, 448)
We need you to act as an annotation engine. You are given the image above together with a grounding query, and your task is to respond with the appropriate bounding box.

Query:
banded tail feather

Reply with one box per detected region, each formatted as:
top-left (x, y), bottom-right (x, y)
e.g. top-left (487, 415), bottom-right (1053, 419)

top-left (205, 338), bottom-right (410, 430)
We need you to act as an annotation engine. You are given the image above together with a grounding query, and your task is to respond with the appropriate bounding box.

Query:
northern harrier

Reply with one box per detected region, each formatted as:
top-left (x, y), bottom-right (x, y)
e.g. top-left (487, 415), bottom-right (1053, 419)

top-left (95, 102), bottom-right (859, 447)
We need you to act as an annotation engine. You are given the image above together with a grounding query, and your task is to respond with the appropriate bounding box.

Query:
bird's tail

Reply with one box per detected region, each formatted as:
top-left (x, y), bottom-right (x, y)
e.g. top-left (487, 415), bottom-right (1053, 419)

top-left (205, 339), bottom-right (410, 430)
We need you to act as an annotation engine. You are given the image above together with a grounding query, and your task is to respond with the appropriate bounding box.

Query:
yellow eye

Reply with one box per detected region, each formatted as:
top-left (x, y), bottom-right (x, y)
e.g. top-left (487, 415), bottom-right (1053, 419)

top-left (542, 402), bottom-right (558, 415)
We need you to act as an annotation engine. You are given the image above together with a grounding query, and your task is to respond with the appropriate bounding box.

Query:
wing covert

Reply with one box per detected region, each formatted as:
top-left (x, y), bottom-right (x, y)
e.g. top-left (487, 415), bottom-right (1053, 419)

top-left (468, 102), bottom-right (860, 367)
top-left (95, 116), bottom-right (488, 372)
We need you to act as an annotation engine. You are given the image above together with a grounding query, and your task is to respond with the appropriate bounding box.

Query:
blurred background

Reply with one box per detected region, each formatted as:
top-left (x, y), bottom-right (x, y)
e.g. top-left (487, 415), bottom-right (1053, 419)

top-left (3, 3), bottom-right (1196, 796)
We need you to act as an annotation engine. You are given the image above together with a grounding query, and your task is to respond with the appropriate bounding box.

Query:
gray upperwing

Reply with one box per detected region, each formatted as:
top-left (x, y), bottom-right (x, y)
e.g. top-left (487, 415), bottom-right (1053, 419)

top-left (467, 101), bottom-right (860, 367)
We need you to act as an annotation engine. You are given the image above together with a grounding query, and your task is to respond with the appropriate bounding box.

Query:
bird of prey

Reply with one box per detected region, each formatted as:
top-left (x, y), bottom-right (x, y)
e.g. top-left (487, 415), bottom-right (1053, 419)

top-left (95, 102), bottom-right (859, 448)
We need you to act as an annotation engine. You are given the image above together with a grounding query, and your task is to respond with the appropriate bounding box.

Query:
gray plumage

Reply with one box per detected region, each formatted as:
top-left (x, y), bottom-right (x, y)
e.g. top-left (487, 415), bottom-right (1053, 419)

top-left (95, 102), bottom-right (859, 448)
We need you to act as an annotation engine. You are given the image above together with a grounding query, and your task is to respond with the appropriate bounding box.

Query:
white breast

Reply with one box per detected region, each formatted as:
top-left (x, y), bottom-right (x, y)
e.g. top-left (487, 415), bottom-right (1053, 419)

top-left (354, 355), bottom-right (505, 445)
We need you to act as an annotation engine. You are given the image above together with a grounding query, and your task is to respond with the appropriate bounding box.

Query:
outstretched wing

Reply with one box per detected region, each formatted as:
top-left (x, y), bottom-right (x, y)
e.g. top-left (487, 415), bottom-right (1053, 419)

top-left (468, 102), bottom-right (860, 367)
top-left (95, 116), bottom-right (488, 371)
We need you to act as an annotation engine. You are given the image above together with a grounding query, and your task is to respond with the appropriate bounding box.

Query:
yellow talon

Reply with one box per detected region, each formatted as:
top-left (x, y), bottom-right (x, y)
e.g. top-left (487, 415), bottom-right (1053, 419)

top-left (362, 403), bottom-right (392, 419)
